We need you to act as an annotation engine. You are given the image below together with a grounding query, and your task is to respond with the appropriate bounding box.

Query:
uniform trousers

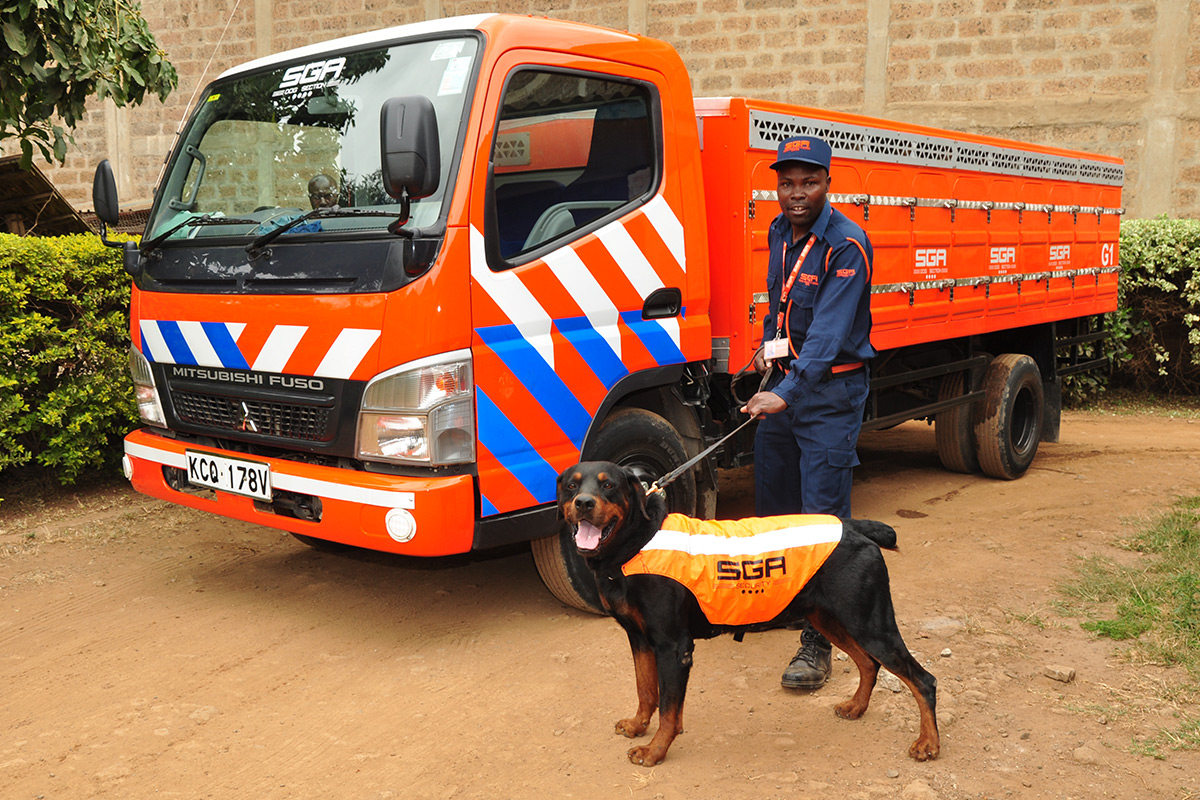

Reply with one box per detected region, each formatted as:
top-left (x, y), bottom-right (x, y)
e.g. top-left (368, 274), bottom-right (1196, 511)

top-left (753, 368), bottom-right (870, 520)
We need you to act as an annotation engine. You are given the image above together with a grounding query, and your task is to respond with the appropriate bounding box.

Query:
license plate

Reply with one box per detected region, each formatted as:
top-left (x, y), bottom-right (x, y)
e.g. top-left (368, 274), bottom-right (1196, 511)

top-left (186, 450), bottom-right (272, 501)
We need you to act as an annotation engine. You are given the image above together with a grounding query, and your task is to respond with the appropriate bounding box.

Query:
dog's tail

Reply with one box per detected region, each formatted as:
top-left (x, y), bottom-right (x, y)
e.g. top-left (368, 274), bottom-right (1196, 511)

top-left (851, 519), bottom-right (898, 551)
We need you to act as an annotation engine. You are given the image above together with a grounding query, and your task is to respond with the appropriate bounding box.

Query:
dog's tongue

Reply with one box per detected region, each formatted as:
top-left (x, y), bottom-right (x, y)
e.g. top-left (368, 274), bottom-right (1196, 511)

top-left (575, 520), bottom-right (603, 551)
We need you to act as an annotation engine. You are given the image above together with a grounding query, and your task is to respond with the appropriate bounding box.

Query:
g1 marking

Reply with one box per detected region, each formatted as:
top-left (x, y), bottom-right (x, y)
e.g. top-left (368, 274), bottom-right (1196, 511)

top-left (1101, 243), bottom-right (1115, 267)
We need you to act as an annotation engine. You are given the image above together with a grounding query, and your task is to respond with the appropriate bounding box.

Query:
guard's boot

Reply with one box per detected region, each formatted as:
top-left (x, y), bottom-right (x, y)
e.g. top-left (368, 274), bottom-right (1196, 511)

top-left (780, 624), bottom-right (832, 690)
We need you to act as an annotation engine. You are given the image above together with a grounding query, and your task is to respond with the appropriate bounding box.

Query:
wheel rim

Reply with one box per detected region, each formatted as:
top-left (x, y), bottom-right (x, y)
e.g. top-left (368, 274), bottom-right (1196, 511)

top-left (1010, 384), bottom-right (1039, 456)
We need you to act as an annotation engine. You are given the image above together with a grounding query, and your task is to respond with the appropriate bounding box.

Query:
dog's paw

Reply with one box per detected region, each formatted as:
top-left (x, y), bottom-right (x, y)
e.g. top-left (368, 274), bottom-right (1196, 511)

top-left (909, 736), bottom-right (940, 761)
top-left (615, 717), bottom-right (648, 738)
top-left (834, 699), bottom-right (868, 720)
top-left (627, 745), bottom-right (665, 766)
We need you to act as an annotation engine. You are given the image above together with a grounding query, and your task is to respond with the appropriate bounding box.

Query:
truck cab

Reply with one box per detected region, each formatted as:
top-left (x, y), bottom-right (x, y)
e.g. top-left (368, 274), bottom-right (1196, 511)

top-left (105, 15), bottom-right (713, 582)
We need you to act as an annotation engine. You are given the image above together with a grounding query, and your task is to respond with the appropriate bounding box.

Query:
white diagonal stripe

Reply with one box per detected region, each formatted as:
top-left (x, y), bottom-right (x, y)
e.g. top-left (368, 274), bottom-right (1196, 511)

top-left (314, 328), bottom-right (381, 379)
top-left (175, 320), bottom-right (223, 367)
top-left (140, 321), bottom-right (172, 364)
top-left (252, 325), bottom-right (308, 373)
top-left (641, 523), bottom-right (843, 558)
top-left (469, 226), bottom-right (555, 368)
top-left (656, 316), bottom-right (682, 349)
top-left (594, 220), bottom-right (665, 299)
top-left (227, 322), bottom-right (246, 342)
top-left (642, 195), bottom-right (686, 273)
top-left (542, 245), bottom-right (622, 359)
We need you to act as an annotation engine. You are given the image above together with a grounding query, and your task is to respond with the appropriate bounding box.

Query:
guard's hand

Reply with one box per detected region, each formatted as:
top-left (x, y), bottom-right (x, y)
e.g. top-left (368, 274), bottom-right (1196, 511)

top-left (753, 346), bottom-right (769, 375)
top-left (740, 391), bottom-right (788, 418)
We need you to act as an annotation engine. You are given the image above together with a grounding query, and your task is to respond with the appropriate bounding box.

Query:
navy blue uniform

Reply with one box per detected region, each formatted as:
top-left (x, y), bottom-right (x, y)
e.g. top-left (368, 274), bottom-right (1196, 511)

top-left (755, 201), bottom-right (874, 519)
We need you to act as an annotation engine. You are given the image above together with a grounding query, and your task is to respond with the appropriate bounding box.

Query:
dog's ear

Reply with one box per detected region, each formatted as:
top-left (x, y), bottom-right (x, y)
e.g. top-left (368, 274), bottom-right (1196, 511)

top-left (555, 465), bottom-right (573, 520)
top-left (625, 466), bottom-right (653, 521)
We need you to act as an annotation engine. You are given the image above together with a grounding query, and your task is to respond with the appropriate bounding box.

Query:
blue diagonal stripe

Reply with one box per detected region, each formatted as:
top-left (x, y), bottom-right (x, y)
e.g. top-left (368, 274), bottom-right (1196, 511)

top-left (480, 495), bottom-right (499, 517)
top-left (619, 310), bottom-right (686, 366)
top-left (156, 320), bottom-right (197, 365)
top-left (476, 388), bottom-right (558, 506)
top-left (554, 316), bottom-right (629, 389)
top-left (476, 325), bottom-right (591, 450)
top-left (201, 322), bottom-right (249, 369)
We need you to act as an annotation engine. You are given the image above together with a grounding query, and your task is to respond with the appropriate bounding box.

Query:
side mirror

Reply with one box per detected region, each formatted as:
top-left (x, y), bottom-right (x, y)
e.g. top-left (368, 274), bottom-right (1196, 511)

top-left (92, 159), bottom-right (142, 274)
top-left (379, 96), bottom-right (440, 201)
top-left (93, 160), bottom-right (120, 227)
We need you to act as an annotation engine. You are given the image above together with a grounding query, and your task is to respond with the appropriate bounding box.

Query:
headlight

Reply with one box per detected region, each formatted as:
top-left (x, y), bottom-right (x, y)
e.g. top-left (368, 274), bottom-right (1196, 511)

top-left (356, 351), bottom-right (475, 466)
top-left (129, 346), bottom-right (167, 427)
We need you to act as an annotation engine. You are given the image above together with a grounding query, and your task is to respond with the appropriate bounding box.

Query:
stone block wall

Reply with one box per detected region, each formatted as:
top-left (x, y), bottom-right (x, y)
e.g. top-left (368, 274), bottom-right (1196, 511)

top-left (7, 0), bottom-right (1197, 220)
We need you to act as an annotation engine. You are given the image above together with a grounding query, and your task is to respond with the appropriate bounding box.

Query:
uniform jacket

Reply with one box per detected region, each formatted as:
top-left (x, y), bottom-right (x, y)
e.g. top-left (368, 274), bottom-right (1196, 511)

top-left (621, 513), bottom-right (843, 625)
top-left (764, 201), bottom-right (875, 407)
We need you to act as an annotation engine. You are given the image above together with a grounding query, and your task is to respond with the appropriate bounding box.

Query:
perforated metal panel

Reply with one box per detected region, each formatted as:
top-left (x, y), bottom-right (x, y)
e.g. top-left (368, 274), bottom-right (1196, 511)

top-left (748, 109), bottom-right (1123, 187)
top-left (494, 132), bottom-right (531, 167)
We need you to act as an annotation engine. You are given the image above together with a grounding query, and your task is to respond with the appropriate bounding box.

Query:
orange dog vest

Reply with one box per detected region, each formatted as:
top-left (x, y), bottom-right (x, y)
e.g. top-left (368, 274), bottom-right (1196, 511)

top-left (621, 513), bottom-right (843, 626)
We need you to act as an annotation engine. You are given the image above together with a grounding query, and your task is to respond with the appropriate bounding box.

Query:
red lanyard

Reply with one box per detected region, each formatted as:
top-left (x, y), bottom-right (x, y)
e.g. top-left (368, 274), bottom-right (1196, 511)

top-left (775, 233), bottom-right (816, 335)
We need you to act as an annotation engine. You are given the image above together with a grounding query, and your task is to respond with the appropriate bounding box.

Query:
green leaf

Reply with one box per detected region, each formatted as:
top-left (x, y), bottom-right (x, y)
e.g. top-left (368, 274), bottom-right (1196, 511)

top-left (2, 20), bottom-right (29, 55)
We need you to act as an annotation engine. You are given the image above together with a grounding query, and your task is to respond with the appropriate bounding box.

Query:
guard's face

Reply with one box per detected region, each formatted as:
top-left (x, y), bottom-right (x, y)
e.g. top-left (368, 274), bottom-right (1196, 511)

top-left (776, 163), bottom-right (830, 235)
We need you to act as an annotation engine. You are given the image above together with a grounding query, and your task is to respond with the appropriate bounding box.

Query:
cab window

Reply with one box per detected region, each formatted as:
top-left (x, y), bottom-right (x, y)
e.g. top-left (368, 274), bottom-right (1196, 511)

top-left (487, 69), bottom-right (659, 264)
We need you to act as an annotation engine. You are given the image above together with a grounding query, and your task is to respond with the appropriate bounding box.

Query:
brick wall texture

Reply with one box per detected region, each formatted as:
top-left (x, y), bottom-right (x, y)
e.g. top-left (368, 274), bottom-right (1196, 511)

top-left (10, 0), bottom-right (1198, 220)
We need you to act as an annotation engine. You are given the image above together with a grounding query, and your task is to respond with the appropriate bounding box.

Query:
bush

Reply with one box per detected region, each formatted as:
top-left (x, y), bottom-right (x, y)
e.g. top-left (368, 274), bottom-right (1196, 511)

top-left (0, 233), bottom-right (136, 484)
top-left (1111, 217), bottom-right (1200, 394)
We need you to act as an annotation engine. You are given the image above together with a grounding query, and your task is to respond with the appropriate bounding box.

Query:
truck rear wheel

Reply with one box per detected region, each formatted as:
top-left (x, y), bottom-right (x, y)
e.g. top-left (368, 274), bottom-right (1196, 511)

top-left (530, 408), bottom-right (696, 613)
top-left (935, 370), bottom-right (979, 474)
top-left (973, 354), bottom-right (1044, 480)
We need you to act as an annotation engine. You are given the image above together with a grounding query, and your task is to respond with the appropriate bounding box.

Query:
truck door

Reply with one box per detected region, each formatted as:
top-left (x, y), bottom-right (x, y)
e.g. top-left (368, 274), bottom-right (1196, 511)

top-left (468, 54), bottom-right (692, 518)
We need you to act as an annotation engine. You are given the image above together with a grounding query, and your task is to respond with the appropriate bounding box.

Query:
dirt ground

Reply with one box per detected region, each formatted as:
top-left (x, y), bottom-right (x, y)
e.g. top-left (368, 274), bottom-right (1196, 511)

top-left (2, 409), bottom-right (1200, 800)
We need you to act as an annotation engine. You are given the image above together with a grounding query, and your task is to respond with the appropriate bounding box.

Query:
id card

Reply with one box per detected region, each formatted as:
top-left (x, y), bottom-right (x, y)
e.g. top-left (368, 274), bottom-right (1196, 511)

top-left (763, 338), bottom-right (789, 360)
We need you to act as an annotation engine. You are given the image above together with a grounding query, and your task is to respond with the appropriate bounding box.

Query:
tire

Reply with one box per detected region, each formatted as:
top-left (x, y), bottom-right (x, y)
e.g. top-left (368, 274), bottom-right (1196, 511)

top-left (530, 408), bottom-right (696, 613)
top-left (935, 371), bottom-right (979, 474)
top-left (972, 354), bottom-right (1044, 480)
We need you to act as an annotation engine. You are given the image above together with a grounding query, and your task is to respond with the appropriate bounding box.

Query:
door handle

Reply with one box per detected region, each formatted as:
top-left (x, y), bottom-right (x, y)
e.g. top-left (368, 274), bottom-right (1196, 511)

top-left (642, 287), bottom-right (682, 320)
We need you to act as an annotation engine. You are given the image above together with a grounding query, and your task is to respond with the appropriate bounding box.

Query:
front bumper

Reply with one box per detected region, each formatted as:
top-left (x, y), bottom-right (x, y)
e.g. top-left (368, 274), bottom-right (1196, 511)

top-left (123, 428), bottom-right (477, 556)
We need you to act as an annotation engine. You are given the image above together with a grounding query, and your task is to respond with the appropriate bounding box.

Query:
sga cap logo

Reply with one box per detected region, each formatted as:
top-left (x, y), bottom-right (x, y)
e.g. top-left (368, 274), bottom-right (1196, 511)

top-left (770, 135), bottom-right (832, 172)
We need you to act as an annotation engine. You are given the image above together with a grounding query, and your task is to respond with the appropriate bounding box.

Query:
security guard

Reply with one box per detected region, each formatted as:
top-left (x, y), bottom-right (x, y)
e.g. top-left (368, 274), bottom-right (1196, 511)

top-left (741, 134), bottom-right (874, 690)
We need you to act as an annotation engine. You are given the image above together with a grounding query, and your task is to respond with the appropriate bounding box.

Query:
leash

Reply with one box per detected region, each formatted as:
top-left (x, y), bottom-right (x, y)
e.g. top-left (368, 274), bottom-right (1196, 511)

top-left (645, 414), bottom-right (758, 497)
top-left (646, 352), bottom-right (776, 497)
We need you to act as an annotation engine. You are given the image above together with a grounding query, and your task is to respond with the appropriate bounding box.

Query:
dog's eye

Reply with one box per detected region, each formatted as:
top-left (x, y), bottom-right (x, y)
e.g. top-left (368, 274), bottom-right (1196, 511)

top-left (566, 481), bottom-right (578, 490)
top-left (602, 480), bottom-right (614, 490)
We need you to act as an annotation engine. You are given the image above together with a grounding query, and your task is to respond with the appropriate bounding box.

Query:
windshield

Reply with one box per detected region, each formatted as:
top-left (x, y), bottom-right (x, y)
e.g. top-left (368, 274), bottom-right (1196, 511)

top-left (146, 36), bottom-right (479, 242)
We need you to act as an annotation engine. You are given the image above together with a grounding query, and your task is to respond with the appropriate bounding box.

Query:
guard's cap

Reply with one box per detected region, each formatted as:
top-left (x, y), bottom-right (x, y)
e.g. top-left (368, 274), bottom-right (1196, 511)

top-left (769, 135), bottom-right (832, 172)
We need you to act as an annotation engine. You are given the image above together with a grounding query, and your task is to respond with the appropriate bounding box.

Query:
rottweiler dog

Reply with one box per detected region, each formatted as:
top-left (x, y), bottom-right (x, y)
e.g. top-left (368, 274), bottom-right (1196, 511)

top-left (558, 461), bottom-right (939, 767)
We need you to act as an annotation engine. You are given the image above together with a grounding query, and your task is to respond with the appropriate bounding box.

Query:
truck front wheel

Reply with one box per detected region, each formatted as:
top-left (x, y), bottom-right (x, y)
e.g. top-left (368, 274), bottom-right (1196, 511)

top-left (973, 354), bottom-right (1044, 480)
top-left (530, 408), bottom-right (696, 613)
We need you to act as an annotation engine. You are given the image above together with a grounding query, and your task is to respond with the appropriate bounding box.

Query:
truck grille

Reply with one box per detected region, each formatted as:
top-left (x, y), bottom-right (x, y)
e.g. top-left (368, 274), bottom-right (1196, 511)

top-left (172, 391), bottom-right (334, 442)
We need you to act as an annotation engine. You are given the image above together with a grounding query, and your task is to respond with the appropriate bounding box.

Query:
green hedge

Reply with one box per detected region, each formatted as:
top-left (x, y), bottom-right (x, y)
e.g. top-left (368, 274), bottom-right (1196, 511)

top-left (1109, 217), bottom-right (1200, 394)
top-left (0, 233), bottom-right (136, 484)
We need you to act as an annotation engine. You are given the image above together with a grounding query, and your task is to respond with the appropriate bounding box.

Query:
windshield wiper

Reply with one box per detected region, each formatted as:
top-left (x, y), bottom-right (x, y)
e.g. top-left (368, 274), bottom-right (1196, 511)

top-left (244, 206), bottom-right (439, 259)
top-left (141, 214), bottom-right (259, 256)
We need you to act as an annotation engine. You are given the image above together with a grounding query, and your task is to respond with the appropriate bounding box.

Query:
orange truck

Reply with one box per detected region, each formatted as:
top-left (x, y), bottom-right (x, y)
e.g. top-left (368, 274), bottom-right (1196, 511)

top-left (92, 14), bottom-right (1122, 610)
